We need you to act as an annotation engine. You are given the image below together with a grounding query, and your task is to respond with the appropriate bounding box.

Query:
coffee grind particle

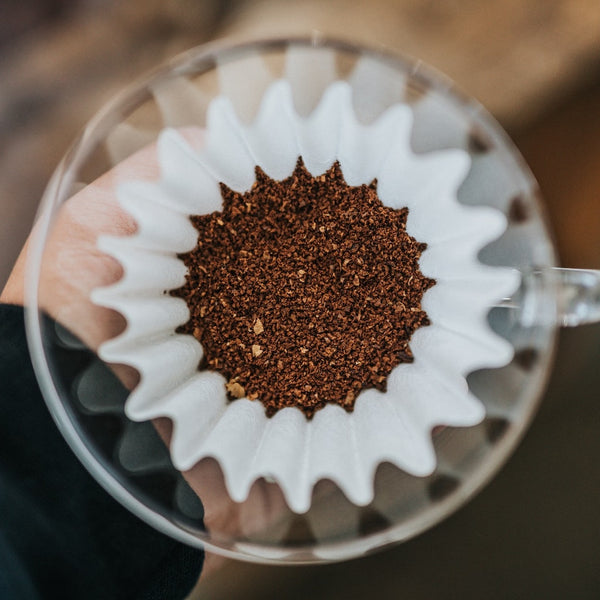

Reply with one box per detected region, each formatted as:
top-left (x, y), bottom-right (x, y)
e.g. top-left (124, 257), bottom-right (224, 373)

top-left (172, 159), bottom-right (434, 418)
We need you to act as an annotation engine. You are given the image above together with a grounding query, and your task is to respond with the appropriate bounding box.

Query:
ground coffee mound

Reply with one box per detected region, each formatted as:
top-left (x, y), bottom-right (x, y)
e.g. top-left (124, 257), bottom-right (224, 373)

top-left (172, 159), bottom-right (434, 418)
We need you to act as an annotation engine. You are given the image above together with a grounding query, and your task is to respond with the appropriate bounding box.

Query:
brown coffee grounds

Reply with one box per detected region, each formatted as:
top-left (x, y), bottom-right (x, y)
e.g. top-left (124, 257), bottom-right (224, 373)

top-left (172, 159), bottom-right (434, 418)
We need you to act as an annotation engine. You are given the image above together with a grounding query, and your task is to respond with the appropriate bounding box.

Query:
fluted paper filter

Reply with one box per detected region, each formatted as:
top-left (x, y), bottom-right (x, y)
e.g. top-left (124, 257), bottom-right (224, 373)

top-left (92, 79), bottom-right (518, 513)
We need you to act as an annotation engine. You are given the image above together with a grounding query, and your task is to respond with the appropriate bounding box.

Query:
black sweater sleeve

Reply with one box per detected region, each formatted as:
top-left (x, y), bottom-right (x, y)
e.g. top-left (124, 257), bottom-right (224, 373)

top-left (0, 304), bottom-right (203, 600)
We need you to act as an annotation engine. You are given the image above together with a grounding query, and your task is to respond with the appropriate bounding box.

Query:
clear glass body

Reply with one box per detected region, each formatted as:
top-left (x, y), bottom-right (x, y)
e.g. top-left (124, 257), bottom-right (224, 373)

top-left (25, 37), bottom-right (562, 563)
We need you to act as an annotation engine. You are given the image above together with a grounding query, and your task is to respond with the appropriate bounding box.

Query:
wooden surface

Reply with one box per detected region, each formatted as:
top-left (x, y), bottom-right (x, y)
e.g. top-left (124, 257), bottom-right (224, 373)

top-left (224, 0), bottom-right (600, 129)
top-left (518, 84), bottom-right (600, 268)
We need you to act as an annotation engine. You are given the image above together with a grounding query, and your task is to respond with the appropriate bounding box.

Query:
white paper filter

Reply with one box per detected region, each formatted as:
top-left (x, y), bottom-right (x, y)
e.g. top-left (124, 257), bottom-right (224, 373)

top-left (92, 79), bottom-right (518, 513)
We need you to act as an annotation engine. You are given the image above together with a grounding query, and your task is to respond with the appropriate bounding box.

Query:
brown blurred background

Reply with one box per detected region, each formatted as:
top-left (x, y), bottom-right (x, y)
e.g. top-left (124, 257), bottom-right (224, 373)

top-left (1, 1), bottom-right (599, 598)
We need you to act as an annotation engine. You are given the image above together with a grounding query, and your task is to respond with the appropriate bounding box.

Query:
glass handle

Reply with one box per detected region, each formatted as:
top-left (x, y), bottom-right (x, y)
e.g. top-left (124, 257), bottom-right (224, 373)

top-left (551, 267), bottom-right (600, 327)
top-left (498, 267), bottom-right (600, 328)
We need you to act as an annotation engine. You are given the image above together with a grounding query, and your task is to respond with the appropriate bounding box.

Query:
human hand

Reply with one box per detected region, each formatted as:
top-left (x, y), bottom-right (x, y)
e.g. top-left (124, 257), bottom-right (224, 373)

top-left (1, 136), bottom-right (291, 574)
top-left (1, 147), bottom-right (153, 353)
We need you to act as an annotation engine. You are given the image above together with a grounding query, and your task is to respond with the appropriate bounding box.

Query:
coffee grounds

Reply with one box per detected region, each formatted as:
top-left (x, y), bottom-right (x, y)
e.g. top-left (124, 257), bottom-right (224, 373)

top-left (172, 159), bottom-right (434, 418)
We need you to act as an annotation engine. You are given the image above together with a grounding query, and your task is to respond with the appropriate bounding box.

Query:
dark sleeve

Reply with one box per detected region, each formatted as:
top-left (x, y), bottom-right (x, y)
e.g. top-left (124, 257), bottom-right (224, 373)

top-left (0, 304), bottom-right (204, 600)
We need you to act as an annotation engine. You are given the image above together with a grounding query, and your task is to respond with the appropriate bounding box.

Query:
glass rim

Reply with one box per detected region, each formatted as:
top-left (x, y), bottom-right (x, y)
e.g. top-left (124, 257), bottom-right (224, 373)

top-left (23, 34), bottom-right (559, 563)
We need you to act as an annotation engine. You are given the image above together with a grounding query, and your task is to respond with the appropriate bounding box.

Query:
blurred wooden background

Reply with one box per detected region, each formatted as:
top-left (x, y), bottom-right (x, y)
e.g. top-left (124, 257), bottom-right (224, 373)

top-left (2, 0), bottom-right (600, 288)
top-left (1, 1), bottom-right (599, 598)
